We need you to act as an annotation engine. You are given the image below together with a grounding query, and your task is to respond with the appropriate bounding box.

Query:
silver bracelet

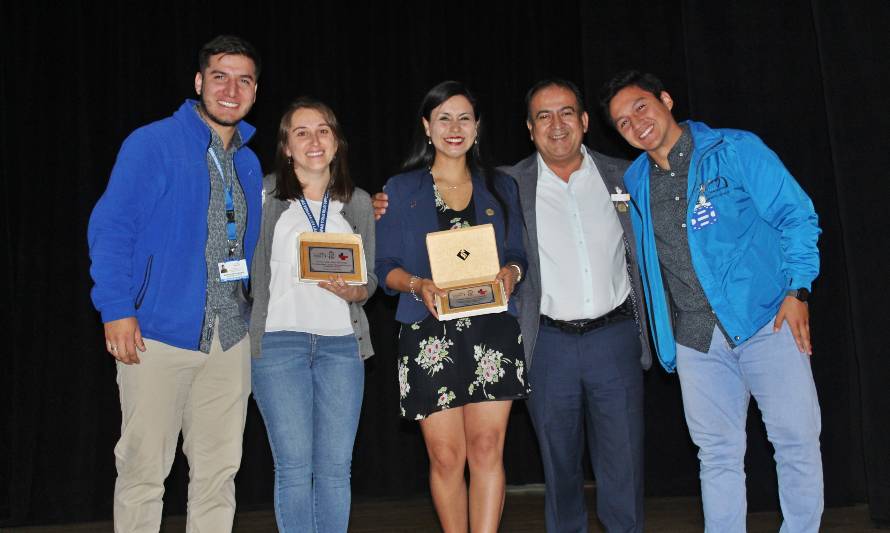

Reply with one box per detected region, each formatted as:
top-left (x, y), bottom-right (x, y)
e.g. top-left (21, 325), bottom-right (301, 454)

top-left (408, 276), bottom-right (423, 302)
top-left (508, 263), bottom-right (523, 283)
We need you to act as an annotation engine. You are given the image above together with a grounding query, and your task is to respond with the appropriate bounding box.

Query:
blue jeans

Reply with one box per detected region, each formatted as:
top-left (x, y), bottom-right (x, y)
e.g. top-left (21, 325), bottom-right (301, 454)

top-left (676, 321), bottom-right (823, 533)
top-left (251, 331), bottom-right (364, 533)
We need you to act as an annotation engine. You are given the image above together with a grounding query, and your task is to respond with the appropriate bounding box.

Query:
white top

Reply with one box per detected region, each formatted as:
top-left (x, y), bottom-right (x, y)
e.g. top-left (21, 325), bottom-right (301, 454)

top-left (535, 147), bottom-right (630, 321)
top-left (265, 198), bottom-right (355, 336)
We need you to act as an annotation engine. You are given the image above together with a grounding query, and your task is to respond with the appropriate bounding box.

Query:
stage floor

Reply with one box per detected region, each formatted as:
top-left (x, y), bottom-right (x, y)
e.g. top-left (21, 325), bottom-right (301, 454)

top-left (7, 485), bottom-right (881, 532)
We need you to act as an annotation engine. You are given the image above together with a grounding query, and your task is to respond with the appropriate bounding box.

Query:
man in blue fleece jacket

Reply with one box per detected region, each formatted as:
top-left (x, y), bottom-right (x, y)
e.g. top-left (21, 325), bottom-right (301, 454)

top-left (87, 35), bottom-right (262, 532)
top-left (601, 70), bottom-right (823, 532)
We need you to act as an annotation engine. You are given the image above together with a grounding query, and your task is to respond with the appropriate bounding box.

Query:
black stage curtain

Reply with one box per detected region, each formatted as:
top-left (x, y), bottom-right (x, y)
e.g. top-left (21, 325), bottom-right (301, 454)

top-left (2, 0), bottom-right (888, 527)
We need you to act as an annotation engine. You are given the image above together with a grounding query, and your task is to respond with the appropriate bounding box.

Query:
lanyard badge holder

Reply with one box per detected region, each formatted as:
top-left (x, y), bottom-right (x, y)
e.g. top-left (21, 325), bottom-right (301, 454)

top-left (299, 191), bottom-right (330, 233)
top-left (690, 183), bottom-right (718, 231)
top-left (210, 150), bottom-right (249, 282)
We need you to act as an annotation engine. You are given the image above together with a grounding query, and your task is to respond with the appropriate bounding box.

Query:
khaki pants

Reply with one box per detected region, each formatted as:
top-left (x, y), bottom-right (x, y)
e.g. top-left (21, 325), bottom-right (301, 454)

top-left (113, 329), bottom-right (250, 533)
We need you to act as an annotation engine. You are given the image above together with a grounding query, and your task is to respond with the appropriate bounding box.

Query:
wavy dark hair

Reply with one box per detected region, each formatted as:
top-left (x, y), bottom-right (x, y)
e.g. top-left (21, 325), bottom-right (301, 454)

top-left (198, 35), bottom-right (261, 79)
top-left (402, 80), bottom-right (508, 230)
top-left (272, 97), bottom-right (353, 203)
top-left (598, 70), bottom-right (666, 125)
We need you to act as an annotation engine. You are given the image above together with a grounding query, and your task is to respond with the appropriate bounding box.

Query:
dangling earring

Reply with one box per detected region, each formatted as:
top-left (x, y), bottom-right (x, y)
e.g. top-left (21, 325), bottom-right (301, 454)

top-left (474, 137), bottom-right (479, 145)
top-left (287, 156), bottom-right (293, 166)
top-left (427, 137), bottom-right (432, 145)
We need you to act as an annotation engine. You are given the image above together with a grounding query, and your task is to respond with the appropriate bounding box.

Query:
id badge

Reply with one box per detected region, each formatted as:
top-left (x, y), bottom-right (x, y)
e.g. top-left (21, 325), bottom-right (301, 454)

top-left (690, 201), bottom-right (718, 230)
top-left (611, 187), bottom-right (630, 213)
top-left (218, 258), bottom-right (249, 282)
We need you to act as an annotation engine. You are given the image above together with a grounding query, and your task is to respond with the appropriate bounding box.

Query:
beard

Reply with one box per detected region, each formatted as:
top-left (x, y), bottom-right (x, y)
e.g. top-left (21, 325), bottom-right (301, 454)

top-left (198, 93), bottom-right (241, 128)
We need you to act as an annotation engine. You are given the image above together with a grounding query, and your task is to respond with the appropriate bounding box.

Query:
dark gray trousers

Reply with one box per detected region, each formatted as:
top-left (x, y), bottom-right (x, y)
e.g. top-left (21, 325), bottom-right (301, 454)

top-left (527, 318), bottom-right (645, 533)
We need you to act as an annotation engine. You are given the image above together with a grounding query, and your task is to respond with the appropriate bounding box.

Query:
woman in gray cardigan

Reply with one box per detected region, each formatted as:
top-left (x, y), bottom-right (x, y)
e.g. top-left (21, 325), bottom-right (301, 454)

top-left (248, 97), bottom-right (376, 533)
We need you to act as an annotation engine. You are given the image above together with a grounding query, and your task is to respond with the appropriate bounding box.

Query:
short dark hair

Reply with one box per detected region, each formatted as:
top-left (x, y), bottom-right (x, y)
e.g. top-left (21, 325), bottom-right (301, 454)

top-left (525, 78), bottom-right (585, 121)
top-left (273, 97), bottom-right (354, 203)
top-left (598, 70), bottom-right (665, 121)
top-left (198, 35), bottom-right (262, 79)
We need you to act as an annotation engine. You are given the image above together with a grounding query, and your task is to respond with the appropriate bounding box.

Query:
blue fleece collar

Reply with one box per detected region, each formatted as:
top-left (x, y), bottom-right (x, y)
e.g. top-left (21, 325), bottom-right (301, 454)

top-left (174, 99), bottom-right (256, 146)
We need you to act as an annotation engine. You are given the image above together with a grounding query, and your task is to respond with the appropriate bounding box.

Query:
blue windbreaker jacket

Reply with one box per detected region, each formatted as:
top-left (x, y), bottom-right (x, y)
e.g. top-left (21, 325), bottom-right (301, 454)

top-left (88, 100), bottom-right (263, 350)
top-left (624, 121), bottom-right (820, 372)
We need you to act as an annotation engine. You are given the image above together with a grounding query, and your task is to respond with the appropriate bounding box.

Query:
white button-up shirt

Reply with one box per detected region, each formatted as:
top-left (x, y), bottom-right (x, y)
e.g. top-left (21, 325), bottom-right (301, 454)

top-left (535, 147), bottom-right (630, 321)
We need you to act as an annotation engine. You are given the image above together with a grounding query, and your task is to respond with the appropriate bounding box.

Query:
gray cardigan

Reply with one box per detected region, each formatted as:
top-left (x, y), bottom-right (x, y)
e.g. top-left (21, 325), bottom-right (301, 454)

top-left (248, 176), bottom-right (377, 359)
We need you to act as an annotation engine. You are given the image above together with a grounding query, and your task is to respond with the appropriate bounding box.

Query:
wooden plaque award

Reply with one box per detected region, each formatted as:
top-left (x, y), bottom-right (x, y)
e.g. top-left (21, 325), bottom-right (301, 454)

top-left (425, 223), bottom-right (507, 320)
top-left (297, 232), bottom-right (366, 284)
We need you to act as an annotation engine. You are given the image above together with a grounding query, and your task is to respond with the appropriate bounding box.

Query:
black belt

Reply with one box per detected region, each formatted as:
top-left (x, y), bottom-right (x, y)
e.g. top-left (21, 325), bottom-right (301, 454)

top-left (541, 298), bottom-right (632, 335)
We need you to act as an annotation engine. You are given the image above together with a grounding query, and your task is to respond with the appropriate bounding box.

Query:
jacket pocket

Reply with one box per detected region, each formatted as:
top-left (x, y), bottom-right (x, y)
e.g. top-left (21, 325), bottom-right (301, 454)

top-left (134, 255), bottom-right (154, 310)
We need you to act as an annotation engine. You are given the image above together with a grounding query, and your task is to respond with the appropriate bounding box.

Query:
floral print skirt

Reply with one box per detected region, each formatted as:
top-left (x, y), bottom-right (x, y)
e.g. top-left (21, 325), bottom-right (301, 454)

top-left (397, 312), bottom-right (530, 419)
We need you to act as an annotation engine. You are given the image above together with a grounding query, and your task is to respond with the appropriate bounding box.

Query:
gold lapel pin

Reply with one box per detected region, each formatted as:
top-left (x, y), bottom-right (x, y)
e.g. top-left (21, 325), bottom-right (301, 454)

top-left (485, 208), bottom-right (495, 216)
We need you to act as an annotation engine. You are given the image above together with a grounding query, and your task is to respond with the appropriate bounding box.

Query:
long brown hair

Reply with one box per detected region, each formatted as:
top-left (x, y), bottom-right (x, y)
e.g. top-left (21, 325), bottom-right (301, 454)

top-left (273, 97), bottom-right (353, 203)
top-left (402, 81), bottom-right (507, 232)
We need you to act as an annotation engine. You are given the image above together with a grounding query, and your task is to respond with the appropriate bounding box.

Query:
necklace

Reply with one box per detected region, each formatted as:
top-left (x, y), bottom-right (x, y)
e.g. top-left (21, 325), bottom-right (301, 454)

top-left (430, 169), bottom-right (471, 190)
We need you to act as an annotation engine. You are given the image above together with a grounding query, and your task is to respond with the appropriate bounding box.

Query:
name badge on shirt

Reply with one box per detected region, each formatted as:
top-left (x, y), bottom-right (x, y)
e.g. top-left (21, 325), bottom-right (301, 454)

top-left (218, 258), bottom-right (249, 282)
top-left (691, 200), bottom-right (718, 230)
top-left (611, 187), bottom-right (630, 212)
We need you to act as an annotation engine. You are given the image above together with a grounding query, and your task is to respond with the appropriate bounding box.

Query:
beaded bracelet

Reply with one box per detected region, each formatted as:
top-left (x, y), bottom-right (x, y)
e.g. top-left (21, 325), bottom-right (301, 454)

top-left (408, 276), bottom-right (423, 302)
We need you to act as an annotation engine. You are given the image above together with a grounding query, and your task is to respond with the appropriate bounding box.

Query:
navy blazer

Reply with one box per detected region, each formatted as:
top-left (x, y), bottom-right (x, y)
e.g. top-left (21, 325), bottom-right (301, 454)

top-left (376, 167), bottom-right (528, 324)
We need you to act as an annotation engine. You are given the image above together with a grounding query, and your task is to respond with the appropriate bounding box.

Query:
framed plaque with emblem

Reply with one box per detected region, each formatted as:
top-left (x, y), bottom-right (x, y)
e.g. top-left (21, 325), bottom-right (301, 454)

top-left (425, 223), bottom-right (507, 320)
top-left (298, 232), bottom-right (367, 284)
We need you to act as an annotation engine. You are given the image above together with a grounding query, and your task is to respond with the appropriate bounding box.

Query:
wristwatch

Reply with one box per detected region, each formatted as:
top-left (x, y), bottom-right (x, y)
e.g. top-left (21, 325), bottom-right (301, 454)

top-left (786, 288), bottom-right (810, 303)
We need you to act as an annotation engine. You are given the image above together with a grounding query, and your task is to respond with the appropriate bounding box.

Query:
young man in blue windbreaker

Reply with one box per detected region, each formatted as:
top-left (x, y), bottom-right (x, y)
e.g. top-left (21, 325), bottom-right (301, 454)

top-left (601, 70), bottom-right (823, 532)
top-left (87, 35), bottom-right (262, 532)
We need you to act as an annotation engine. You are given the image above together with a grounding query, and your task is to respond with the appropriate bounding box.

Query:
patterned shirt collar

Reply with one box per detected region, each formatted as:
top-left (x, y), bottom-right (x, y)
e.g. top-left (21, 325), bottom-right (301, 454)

top-left (650, 124), bottom-right (692, 174)
top-left (194, 103), bottom-right (243, 154)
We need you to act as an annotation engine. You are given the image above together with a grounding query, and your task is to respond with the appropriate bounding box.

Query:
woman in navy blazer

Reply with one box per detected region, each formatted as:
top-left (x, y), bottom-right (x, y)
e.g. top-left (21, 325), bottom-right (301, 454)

top-left (376, 81), bottom-right (529, 533)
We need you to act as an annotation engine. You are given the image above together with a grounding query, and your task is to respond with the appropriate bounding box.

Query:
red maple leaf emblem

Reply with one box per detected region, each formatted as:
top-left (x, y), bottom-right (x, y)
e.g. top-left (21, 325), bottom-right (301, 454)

top-left (338, 253), bottom-right (348, 260)
top-left (478, 288), bottom-right (487, 295)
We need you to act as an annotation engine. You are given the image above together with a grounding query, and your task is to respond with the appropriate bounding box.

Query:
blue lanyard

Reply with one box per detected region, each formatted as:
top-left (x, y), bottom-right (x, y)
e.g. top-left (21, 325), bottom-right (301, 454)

top-left (208, 149), bottom-right (239, 253)
top-left (298, 191), bottom-right (330, 233)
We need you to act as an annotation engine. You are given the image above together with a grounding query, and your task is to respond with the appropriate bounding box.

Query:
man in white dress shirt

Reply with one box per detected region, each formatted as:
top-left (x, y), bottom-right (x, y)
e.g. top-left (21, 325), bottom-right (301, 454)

top-left (502, 79), bottom-right (652, 533)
